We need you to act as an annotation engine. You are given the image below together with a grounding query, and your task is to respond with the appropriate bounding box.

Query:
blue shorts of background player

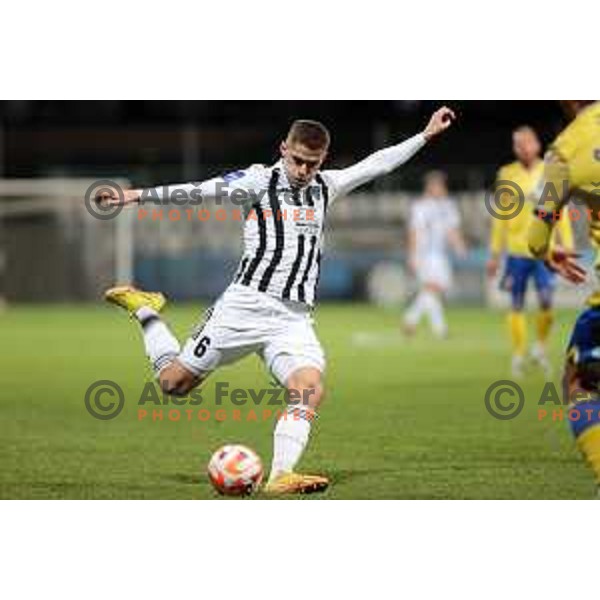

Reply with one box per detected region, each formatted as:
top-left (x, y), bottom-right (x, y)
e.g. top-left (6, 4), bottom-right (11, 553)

top-left (500, 255), bottom-right (555, 311)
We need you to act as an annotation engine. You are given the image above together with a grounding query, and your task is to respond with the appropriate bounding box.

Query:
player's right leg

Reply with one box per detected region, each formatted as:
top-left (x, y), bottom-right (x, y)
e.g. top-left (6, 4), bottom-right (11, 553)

top-left (104, 286), bottom-right (203, 395)
top-left (404, 286), bottom-right (447, 338)
top-left (424, 283), bottom-right (448, 338)
top-left (419, 257), bottom-right (449, 338)
top-left (259, 307), bottom-right (329, 495)
top-left (563, 334), bottom-right (600, 498)
top-left (404, 257), bottom-right (449, 338)
top-left (403, 285), bottom-right (427, 335)
top-left (501, 257), bottom-right (528, 377)
top-left (530, 261), bottom-right (555, 377)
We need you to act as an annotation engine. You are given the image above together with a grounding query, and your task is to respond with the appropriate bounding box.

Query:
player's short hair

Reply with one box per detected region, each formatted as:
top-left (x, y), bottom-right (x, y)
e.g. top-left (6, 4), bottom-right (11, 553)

top-left (423, 170), bottom-right (448, 186)
top-left (513, 125), bottom-right (538, 139)
top-left (287, 120), bottom-right (331, 151)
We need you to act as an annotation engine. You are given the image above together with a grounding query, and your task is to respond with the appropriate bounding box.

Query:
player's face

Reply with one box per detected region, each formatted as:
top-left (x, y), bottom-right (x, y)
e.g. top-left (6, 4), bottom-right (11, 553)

top-left (513, 130), bottom-right (540, 165)
top-left (280, 141), bottom-right (327, 187)
top-left (424, 178), bottom-right (447, 198)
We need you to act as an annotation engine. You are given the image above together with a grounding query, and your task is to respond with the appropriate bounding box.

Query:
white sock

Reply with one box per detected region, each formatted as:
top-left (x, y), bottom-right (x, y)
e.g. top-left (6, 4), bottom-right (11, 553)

top-left (404, 291), bottom-right (428, 326)
top-left (269, 405), bottom-right (315, 481)
top-left (423, 291), bottom-right (447, 337)
top-left (134, 307), bottom-right (181, 374)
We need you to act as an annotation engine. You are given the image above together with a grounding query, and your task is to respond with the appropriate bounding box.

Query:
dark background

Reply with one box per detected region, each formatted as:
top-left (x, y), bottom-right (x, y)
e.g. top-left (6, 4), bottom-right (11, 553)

top-left (0, 100), bottom-right (566, 189)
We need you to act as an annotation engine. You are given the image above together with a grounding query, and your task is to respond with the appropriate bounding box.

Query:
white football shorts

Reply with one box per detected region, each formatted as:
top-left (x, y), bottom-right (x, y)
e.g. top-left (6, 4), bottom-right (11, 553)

top-left (178, 283), bottom-right (325, 384)
top-left (416, 255), bottom-right (453, 290)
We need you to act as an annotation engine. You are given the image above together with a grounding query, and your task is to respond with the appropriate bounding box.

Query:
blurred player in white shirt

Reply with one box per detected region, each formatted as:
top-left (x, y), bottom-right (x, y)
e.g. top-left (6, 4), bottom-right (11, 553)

top-left (403, 171), bottom-right (466, 338)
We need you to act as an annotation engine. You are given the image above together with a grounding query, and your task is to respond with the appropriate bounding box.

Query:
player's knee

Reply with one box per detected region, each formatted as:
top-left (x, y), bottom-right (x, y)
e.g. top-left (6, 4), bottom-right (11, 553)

top-left (539, 293), bottom-right (553, 311)
top-left (300, 381), bottom-right (324, 408)
top-left (510, 289), bottom-right (526, 311)
top-left (159, 364), bottom-right (200, 397)
top-left (295, 383), bottom-right (324, 409)
top-left (159, 374), bottom-right (191, 397)
top-left (287, 368), bottom-right (324, 409)
top-left (511, 299), bottom-right (525, 312)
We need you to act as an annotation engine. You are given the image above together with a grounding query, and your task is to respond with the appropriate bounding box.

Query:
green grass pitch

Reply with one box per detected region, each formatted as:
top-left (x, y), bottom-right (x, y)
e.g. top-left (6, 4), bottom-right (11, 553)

top-left (0, 303), bottom-right (594, 499)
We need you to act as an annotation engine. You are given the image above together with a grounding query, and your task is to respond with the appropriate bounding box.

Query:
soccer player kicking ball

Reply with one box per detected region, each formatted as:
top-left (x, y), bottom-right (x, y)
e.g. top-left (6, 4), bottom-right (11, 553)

top-left (102, 106), bottom-right (455, 494)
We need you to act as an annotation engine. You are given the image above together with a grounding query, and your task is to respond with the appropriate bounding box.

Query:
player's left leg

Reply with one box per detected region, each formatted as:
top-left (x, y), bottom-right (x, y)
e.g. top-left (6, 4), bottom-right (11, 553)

top-left (405, 257), bottom-right (449, 338)
top-left (563, 353), bottom-right (600, 497)
top-left (260, 313), bottom-right (329, 495)
top-left (501, 257), bottom-right (529, 377)
top-left (423, 256), bottom-right (451, 338)
top-left (569, 400), bottom-right (600, 497)
top-left (105, 286), bottom-right (203, 395)
top-left (531, 262), bottom-right (555, 376)
top-left (403, 285), bottom-right (428, 335)
top-left (422, 283), bottom-right (447, 338)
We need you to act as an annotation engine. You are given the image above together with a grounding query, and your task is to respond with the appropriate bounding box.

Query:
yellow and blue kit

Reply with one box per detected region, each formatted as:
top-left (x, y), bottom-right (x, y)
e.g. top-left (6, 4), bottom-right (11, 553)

top-left (566, 297), bottom-right (600, 484)
top-left (491, 159), bottom-right (574, 357)
top-left (491, 160), bottom-right (573, 309)
top-left (528, 101), bottom-right (600, 262)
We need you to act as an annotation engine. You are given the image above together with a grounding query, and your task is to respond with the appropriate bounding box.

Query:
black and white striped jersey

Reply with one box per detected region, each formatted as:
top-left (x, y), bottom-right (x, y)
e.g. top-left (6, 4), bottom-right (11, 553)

top-left (227, 162), bottom-right (332, 306)
top-left (149, 133), bottom-right (427, 307)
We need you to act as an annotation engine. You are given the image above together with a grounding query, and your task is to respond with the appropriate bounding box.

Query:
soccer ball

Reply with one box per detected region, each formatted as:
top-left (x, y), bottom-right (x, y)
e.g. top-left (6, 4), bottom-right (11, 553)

top-left (207, 444), bottom-right (264, 496)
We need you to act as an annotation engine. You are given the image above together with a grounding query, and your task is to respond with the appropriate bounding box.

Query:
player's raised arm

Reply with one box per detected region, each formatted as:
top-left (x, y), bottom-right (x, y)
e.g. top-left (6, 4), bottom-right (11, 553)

top-left (324, 106), bottom-right (456, 198)
top-left (449, 227), bottom-right (468, 260)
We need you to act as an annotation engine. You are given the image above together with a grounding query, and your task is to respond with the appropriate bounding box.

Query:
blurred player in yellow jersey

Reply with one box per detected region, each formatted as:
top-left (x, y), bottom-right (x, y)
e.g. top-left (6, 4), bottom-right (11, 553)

top-left (529, 101), bottom-right (600, 280)
top-left (487, 126), bottom-right (574, 377)
top-left (527, 101), bottom-right (600, 495)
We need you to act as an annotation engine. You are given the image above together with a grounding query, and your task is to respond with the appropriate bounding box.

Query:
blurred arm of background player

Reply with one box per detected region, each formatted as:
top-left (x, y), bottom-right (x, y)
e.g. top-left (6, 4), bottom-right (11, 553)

top-left (528, 151), bottom-right (585, 283)
top-left (486, 219), bottom-right (506, 278)
top-left (448, 226), bottom-right (467, 260)
top-left (555, 206), bottom-right (575, 252)
top-left (407, 222), bottom-right (418, 275)
top-left (486, 174), bottom-right (509, 279)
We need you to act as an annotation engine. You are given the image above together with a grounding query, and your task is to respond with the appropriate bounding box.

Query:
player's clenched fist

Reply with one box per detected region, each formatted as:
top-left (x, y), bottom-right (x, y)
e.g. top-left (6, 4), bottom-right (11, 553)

top-left (423, 106), bottom-right (456, 141)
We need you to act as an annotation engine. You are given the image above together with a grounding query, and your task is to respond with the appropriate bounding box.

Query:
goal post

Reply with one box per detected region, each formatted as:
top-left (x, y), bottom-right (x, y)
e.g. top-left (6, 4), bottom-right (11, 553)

top-left (0, 178), bottom-right (132, 303)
